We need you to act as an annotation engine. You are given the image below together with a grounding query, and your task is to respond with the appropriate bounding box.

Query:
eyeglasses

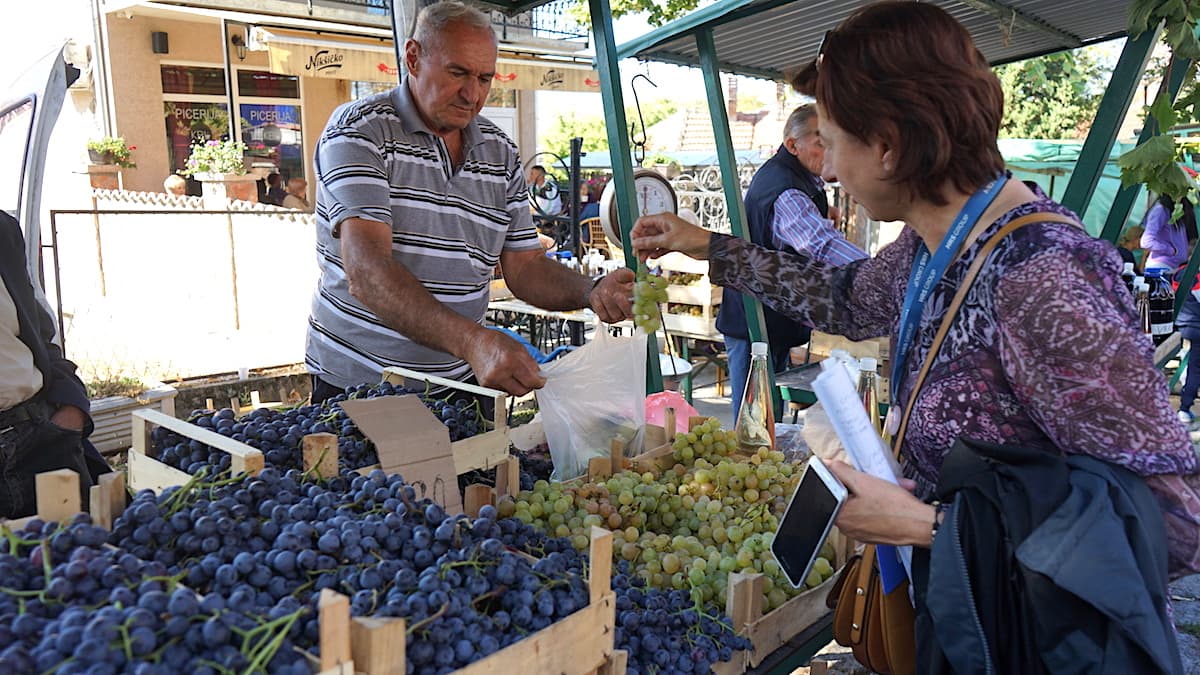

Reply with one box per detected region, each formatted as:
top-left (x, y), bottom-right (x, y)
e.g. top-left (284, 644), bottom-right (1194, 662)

top-left (815, 30), bottom-right (833, 70)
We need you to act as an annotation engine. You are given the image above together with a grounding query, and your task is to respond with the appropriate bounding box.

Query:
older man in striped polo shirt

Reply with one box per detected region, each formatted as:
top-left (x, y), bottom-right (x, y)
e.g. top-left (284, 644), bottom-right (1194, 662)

top-left (307, 1), bottom-right (634, 400)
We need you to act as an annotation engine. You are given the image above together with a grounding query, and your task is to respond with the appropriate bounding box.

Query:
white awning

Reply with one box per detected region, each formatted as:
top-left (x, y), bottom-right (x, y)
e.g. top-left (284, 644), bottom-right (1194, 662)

top-left (251, 27), bottom-right (600, 92)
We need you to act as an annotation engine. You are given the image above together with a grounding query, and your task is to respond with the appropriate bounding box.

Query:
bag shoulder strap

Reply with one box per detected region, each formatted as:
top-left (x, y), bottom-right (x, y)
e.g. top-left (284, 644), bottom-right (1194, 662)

top-left (892, 212), bottom-right (1080, 453)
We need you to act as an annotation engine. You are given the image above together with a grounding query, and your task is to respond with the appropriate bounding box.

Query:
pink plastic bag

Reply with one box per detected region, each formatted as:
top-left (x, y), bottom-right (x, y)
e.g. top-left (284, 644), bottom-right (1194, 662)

top-left (644, 391), bottom-right (699, 434)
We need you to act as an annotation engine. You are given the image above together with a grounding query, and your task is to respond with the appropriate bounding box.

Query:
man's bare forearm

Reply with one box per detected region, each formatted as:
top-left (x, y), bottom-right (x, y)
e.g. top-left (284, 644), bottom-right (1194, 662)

top-left (342, 238), bottom-right (480, 359)
top-left (505, 254), bottom-right (594, 311)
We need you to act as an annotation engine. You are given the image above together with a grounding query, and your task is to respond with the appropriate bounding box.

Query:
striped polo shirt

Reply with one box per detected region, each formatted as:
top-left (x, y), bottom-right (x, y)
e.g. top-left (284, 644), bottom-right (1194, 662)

top-left (306, 81), bottom-right (542, 389)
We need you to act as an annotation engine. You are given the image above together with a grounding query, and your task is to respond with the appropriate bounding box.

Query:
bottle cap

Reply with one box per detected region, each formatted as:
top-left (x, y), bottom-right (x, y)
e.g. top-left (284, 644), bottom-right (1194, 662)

top-left (1123, 262), bottom-right (1135, 274)
top-left (1134, 276), bottom-right (1145, 287)
top-left (860, 357), bottom-right (878, 371)
top-left (1145, 267), bottom-right (1162, 277)
top-left (751, 342), bottom-right (768, 357)
top-left (1138, 282), bottom-right (1151, 292)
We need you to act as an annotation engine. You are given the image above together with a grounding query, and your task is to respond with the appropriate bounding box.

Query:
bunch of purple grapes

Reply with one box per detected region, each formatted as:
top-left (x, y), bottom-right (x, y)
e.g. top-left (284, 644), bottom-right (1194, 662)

top-left (106, 468), bottom-right (592, 673)
top-left (155, 380), bottom-right (488, 477)
top-left (0, 516), bottom-right (309, 674)
top-left (611, 561), bottom-right (752, 674)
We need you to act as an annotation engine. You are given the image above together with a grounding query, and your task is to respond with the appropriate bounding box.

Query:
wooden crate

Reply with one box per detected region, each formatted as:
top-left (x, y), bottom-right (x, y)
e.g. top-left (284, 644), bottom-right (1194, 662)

top-left (712, 539), bottom-right (847, 672)
top-left (127, 408), bottom-right (265, 492)
top-left (381, 366), bottom-right (510, 475)
top-left (319, 527), bottom-right (619, 675)
top-left (127, 372), bottom-right (510, 495)
top-left (665, 281), bottom-right (722, 307)
top-left (0, 468), bottom-right (127, 534)
top-left (622, 413), bottom-right (850, 672)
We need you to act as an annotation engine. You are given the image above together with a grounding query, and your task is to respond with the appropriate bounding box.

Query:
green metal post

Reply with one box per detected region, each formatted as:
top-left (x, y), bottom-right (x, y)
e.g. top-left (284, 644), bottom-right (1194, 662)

top-left (697, 28), bottom-right (780, 415)
top-left (696, 29), bottom-right (767, 345)
top-left (1061, 26), bottom-right (1162, 218)
top-left (590, 0), bottom-right (663, 393)
top-left (1099, 55), bottom-right (1194, 244)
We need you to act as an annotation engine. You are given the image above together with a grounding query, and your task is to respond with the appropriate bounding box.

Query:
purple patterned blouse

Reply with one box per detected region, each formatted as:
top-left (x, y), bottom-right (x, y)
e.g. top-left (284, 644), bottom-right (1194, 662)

top-left (709, 186), bottom-right (1200, 578)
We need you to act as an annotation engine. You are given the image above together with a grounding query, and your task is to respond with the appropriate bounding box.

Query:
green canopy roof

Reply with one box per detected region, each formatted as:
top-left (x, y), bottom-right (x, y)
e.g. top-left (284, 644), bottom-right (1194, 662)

top-left (617, 0), bottom-right (1132, 80)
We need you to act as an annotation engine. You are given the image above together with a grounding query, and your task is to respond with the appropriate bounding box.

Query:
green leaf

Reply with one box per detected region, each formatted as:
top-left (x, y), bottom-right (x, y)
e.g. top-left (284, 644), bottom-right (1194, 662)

top-left (1149, 91), bottom-right (1180, 132)
top-left (1118, 134), bottom-right (1178, 177)
top-left (1128, 0), bottom-right (1158, 36)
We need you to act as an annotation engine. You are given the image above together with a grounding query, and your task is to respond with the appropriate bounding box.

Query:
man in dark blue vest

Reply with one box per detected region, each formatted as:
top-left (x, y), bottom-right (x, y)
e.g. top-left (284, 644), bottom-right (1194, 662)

top-left (716, 105), bottom-right (866, 413)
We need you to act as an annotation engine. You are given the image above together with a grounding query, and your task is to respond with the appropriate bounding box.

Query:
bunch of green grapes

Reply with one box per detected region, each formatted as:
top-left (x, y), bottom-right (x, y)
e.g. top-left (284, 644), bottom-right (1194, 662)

top-left (633, 264), bottom-right (668, 333)
top-left (502, 418), bottom-right (837, 612)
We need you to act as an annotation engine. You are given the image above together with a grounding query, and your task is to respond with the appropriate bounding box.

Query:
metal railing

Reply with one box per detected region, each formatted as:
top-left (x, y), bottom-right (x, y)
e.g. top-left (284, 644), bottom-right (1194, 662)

top-left (490, 1), bottom-right (589, 43)
top-left (305, 0), bottom-right (589, 43)
top-left (670, 163), bottom-right (760, 235)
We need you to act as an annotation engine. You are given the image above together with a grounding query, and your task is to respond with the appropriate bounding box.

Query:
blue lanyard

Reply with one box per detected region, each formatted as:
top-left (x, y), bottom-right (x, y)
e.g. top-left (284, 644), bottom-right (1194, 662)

top-left (891, 176), bottom-right (1007, 405)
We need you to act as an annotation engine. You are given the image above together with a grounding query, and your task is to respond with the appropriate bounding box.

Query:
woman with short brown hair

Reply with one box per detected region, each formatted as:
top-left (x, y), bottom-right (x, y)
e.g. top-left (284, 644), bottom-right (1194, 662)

top-left (633, 1), bottom-right (1197, 670)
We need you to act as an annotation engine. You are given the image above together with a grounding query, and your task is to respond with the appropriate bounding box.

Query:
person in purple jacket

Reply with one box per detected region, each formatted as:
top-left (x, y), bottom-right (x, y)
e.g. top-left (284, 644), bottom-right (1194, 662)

top-left (1141, 193), bottom-right (1197, 272)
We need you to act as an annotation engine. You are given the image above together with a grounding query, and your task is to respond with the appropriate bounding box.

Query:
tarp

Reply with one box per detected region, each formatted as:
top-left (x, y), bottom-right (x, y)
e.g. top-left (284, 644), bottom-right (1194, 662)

top-left (999, 139), bottom-right (1146, 238)
top-left (251, 27), bottom-right (600, 92)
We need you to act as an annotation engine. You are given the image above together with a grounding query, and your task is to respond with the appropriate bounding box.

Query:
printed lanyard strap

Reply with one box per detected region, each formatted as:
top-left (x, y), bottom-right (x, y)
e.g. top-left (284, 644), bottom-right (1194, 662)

top-left (890, 176), bottom-right (1007, 404)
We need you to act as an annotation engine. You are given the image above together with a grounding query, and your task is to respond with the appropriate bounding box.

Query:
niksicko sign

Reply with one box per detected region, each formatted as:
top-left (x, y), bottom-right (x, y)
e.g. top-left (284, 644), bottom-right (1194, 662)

top-left (306, 49), bottom-right (345, 75)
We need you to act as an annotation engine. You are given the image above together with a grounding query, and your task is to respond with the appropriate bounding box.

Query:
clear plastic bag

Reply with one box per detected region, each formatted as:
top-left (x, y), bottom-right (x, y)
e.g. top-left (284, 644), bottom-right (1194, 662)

top-left (536, 327), bottom-right (647, 480)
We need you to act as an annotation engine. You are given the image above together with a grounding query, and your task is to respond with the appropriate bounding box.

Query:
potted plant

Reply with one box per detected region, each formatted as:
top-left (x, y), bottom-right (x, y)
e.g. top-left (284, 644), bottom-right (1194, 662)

top-left (86, 136), bottom-right (136, 168)
top-left (181, 139), bottom-right (257, 205)
top-left (644, 152), bottom-right (681, 179)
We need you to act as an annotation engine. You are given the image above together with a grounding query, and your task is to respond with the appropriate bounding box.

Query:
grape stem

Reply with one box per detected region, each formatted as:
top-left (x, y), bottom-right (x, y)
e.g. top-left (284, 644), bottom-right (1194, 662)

top-left (405, 601), bottom-right (451, 636)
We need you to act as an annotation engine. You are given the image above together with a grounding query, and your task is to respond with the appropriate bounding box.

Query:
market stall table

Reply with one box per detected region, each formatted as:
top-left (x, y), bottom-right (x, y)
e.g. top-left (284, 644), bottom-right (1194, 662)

top-left (487, 298), bottom-right (594, 353)
top-left (776, 362), bottom-right (890, 424)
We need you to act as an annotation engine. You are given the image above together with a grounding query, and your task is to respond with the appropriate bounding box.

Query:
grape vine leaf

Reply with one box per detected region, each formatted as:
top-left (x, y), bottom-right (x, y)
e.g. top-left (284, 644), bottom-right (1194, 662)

top-left (1129, 0), bottom-right (1157, 37)
top-left (1149, 91), bottom-right (1180, 132)
top-left (1117, 134), bottom-right (1177, 186)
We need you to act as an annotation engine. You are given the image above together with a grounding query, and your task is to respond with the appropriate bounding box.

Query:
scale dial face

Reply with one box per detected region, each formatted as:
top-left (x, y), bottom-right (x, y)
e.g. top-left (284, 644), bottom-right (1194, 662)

top-left (598, 169), bottom-right (678, 253)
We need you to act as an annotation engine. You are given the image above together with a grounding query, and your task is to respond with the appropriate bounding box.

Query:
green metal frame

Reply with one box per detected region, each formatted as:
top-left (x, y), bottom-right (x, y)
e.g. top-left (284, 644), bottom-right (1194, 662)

top-left (589, 0), bottom-right (664, 393)
top-left (1099, 54), bottom-right (1194, 243)
top-left (696, 28), bottom-right (782, 417)
top-left (1060, 25), bottom-right (1162, 219)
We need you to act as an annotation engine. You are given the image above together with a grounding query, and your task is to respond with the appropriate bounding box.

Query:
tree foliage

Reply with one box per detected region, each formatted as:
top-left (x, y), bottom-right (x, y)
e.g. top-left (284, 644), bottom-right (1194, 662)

top-left (1120, 0), bottom-right (1200, 204)
top-left (996, 51), bottom-right (1104, 139)
top-left (540, 100), bottom-right (679, 163)
top-left (569, 0), bottom-right (705, 28)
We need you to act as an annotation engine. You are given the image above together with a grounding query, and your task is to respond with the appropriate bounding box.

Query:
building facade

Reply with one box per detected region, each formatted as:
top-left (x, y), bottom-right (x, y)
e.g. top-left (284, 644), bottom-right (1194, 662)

top-left (87, 0), bottom-right (595, 193)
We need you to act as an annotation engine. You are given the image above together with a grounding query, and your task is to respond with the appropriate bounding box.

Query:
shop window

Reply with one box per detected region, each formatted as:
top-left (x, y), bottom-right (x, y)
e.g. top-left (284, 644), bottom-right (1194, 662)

top-left (239, 103), bottom-right (303, 181)
top-left (236, 71), bottom-right (300, 99)
top-left (164, 102), bottom-right (230, 174)
top-left (161, 65), bottom-right (225, 96)
top-left (486, 88), bottom-right (516, 108)
top-left (352, 81), bottom-right (393, 100)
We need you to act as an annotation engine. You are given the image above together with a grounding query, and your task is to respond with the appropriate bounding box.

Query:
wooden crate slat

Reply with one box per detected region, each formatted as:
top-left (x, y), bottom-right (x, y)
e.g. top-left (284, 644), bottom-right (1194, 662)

top-left (36, 469), bottom-right (80, 523)
top-left (453, 592), bottom-right (615, 675)
top-left (597, 649), bottom-right (628, 675)
top-left (89, 472), bottom-right (126, 530)
top-left (131, 409), bottom-right (263, 465)
top-left (127, 450), bottom-right (193, 493)
top-left (351, 616), bottom-right (406, 675)
top-left (381, 366), bottom-right (508, 431)
top-left (742, 575), bottom-right (837, 668)
top-left (319, 589), bottom-right (353, 672)
top-left (449, 432), bottom-right (510, 475)
top-left (302, 433), bottom-right (339, 479)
